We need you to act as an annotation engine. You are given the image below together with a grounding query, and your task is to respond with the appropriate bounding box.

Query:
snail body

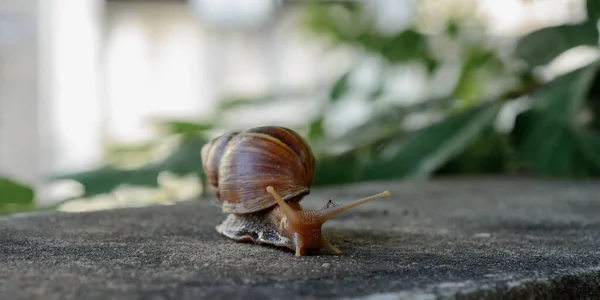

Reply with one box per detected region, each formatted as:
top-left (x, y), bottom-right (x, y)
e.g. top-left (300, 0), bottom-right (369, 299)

top-left (201, 126), bottom-right (390, 256)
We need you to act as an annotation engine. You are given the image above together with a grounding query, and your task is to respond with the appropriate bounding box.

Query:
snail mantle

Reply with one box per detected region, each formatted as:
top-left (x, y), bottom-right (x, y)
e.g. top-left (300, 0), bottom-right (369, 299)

top-left (1, 177), bottom-right (599, 300)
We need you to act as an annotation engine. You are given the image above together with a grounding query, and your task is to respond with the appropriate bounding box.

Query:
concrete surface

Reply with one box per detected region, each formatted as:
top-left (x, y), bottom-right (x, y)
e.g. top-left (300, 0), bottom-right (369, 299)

top-left (1, 177), bottom-right (599, 299)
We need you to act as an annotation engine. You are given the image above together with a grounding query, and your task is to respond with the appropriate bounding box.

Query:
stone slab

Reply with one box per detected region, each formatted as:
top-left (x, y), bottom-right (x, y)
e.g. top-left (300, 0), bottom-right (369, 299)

top-left (1, 177), bottom-right (599, 299)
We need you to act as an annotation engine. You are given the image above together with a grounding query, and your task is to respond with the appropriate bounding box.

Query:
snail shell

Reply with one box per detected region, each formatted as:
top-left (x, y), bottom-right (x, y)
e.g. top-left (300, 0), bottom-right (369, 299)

top-left (201, 126), bottom-right (315, 213)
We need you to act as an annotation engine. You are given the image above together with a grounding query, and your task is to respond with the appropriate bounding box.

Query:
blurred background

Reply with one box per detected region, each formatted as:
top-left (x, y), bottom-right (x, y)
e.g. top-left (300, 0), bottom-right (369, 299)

top-left (1, 0), bottom-right (599, 215)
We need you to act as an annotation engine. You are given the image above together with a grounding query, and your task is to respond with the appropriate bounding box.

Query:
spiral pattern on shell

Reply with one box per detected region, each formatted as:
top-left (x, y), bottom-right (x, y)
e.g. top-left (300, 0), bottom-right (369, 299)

top-left (201, 126), bottom-right (315, 214)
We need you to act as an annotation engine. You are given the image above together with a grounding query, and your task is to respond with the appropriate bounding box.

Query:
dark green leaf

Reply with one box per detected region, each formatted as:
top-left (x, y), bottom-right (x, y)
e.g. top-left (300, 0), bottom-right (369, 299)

top-left (313, 152), bottom-right (363, 186)
top-left (360, 101), bottom-right (503, 180)
top-left (446, 19), bottom-right (460, 38)
top-left (511, 59), bottom-right (600, 177)
top-left (587, 0), bottom-right (600, 21)
top-left (515, 20), bottom-right (599, 67)
top-left (580, 131), bottom-right (600, 169)
top-left (531, 60), bottom-right (599, 120)
top-left (587, 71), bottom-right (600, 131)
top-left (0, 177), bottom-right (35, 205)
top-left (512, 110), bottom-right (600, 176)
top-left (330, 71), bottom-right (350, 102)
top-left (355, 32), bottom-right (387, 53)
top-left (435, 127), bottom-right (512, 175)
top-left (380, 29), bottom-right (427, 63)
top-left (424, 56), bottom-right (439, 75)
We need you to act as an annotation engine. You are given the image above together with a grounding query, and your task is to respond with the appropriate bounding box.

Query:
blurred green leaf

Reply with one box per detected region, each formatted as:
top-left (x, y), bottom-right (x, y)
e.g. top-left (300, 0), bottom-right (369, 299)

top-left (302, 3), bottom-right (429, 65)
top-left (587, 0), bottom-right (600, 21)
top-left (52, 167), bottom-right (152, 198)
top-left (512, 110), bottom-right (600, 176)
top-left (307, 117), bottom-right (326, 141)
top-left (360, 101), bottom-right (503, 180)
top-left (108, 140), bottom-right (158, 155)
top-left (424, 56), bottom-right (439, 75)
top-left (330, 71), bottom-right (350, 102)
top-left (156, 138), bottom-right (207, 175)
top-left (435, 127), bottom-right (512, 175)
top-left (446, 19), bottom-right (461, 38)
top-left (161, 121), bottom-right (212, 137)
top-left (453, 47), bottom-right (496, 106)
top-left (511, 60), bottom-right (600, 176)
top-left (0, 177), bottom-right (35, 205)
top-left (531, 60), bottom-right (599, 120)
top-left (52, 138), bottom-right (207, 198)
top-left (314, 101), bottom-right (504, 187)
top-left (217, 97), bottom-right (277, 111)
top-left (515, 20), bottom-right (599, 67)
top-left (313, 152), bottom-right (364, 186)
top-left (380, 29), bottom-right (427, 63)
top-left (586, 72), bottom-right (600, 131)
top-left (301, 2), bottom-right (345, 43)
top-left (334, 96), bottom-right (455, 149)
top-left (217, 90), bottom-right (314, 111)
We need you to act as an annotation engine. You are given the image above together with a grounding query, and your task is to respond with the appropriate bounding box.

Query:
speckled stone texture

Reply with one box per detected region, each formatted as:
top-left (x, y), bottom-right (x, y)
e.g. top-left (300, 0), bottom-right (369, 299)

top-left (1, 177), bottom-right (599, 300)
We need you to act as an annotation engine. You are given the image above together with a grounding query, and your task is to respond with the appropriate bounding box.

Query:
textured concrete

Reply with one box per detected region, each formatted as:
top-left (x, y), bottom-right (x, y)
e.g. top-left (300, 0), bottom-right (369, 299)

top-left (1, 177), bottom-right (599, 300)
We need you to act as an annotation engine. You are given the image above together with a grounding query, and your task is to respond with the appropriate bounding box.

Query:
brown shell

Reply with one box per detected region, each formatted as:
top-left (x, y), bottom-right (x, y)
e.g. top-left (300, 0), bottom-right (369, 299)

top-left (201, 131), bottom-right (239, 198)
top-left (201, 126), bottom-right (315, 214)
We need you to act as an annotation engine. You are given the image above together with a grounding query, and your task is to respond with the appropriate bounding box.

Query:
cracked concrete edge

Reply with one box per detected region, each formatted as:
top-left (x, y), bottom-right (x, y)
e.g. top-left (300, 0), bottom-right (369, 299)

top-left (347, 267), bottom-right (600, 300)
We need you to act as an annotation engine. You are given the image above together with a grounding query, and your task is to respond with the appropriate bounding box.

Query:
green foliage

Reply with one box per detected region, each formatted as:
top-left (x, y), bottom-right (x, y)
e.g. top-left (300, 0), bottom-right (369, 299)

top-left (158, 121), bottom-right (212, 138)
top-left (587, 0), bottom-right (600, 21)
top-left (453, 46), bottom-right (501, 106)
top-left (435, 127), bottom-right (514, 175)
top-left (331, 97), bottom-right (454, 149)
top-left (217, 89), bottom-right (313, 111)
top-left (0, 177), bottom-right (35, 214)
top-left (379, 29), bottom-right (428, 63)
top-left (330, 70), bottom-right (351, 102)
top-left (515, 20), bottom-right (599, 67)
top-left (9, 0), bottom-right (595, 210)
top-left (52, 137), bottom-right (208, 199)
top-left (513, 110), bottom-right (600, 176)
top-left (361, 101), bottom-right (504, 180)
top-left (301, 0), bottom-right (600, 183)
top-left (302, 2), bottom-right (433, 65)
top-left (312, 101), bottom-right (502, 184)
top-left (511, 61), bottom-right (600, 176)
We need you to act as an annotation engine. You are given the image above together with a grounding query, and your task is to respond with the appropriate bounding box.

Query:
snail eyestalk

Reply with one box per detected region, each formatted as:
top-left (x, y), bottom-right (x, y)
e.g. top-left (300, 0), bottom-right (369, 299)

top-left (266, 186), bottom-right (299, 224)
top-left (316, 190), bottom-right (391, 223)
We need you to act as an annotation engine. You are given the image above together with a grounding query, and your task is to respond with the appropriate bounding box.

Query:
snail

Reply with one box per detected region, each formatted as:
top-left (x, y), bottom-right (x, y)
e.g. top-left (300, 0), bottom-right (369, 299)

top-left (201, 126), bottom-right (391, 256)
